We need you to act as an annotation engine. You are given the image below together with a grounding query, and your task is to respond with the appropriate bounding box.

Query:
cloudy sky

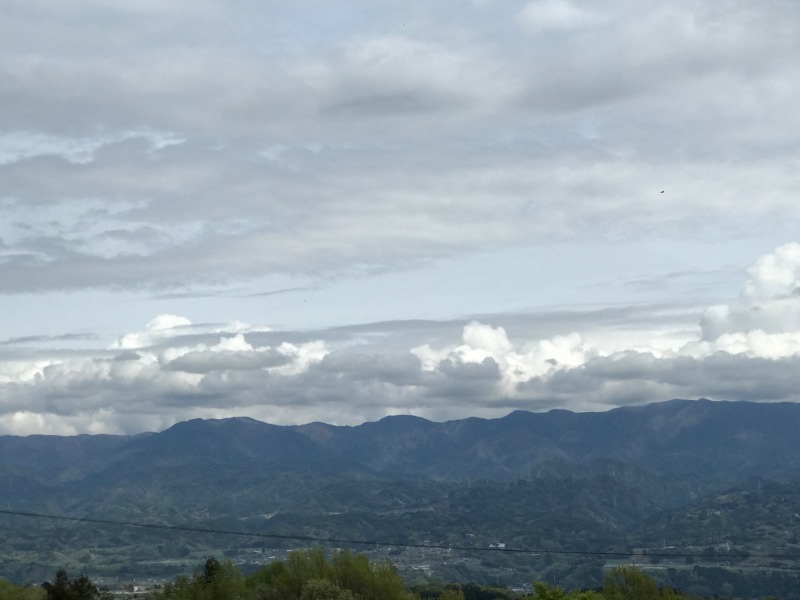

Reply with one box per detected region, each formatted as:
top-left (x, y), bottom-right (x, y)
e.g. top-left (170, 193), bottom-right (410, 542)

top-left (2, 0), bottom-right (800, 435)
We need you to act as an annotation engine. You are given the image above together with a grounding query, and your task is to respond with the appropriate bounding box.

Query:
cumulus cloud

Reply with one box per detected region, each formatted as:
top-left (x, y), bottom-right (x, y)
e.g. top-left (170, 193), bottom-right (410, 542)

top-left (1, 2), bottom-right (800, 433)
top-left (697, 243), bottom-right (800, 356)
top-left (3, 244), bottom-right (800, 434)
top-left (1, 233), bottom-right (800, 435)
top-left (412, 322), bottom-right (588, 396)
top-left (0, 315), bottom-right (332, 434)
top-left (409, 244), bottom-right (800, 411)
top-left (112, 314), bottom-right (193, 350)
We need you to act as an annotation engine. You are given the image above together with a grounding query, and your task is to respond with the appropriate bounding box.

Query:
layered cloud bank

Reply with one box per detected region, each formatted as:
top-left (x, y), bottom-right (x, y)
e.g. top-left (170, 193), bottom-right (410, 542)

top-left (1, 244), bottom-right (799, 435)
top-left (2, 1), bottom-right (800, 292)
top-left (2, 2), bottom-right (800, 433)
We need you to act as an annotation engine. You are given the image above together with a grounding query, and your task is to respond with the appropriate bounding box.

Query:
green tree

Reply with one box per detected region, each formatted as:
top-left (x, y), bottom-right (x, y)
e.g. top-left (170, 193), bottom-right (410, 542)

top-left (157, 575), bottom-right (194, 600)
top-left (243, 548), bottom-right (414, 600)
top-left (530, 581), bottom-right (602, 600)
top-left (203, 558), bottom-right (246, 600)
top-left (42, 570), bottom-right (71, 600)
top-left (602, 567), bottom-right (666, 600)
top-left (42, 570), bottom-right (104, 600)
top-left (299, 579), bottom-right (356, 600)
top-left (439, 588), bottom-right (465, 600)
top-left (157, 549), bottom-right (415, 600)
top-left (155, 558), bottom-right (244, 600)
top-left (0, 578), bottom-right (47, 600)
top-left (245, 560), bottom-right (287, 598)
top-left (532, 581), bottom-right (568, 600)
top-left (70, 575), bottom-right (99, 600)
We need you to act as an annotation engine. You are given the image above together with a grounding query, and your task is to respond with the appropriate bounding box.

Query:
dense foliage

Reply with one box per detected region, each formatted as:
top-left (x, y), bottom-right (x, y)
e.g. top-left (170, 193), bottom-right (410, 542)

top-left (26, 557), bottom-right (794, 600)
top-left (152, 551), bottom-right (698, 600)
top-left (41, 569), bottom-right (110, 600)
top-left (0, 578), bottom-right (46, 600)
top-left (156, 549), bottom-right (414, 600)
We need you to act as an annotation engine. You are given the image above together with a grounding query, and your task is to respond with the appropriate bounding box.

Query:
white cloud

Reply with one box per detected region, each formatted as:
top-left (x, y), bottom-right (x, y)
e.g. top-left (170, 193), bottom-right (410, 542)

top-left (212, 333), bottom-right (252, 353)
top-left (700, 243), bottom-right (800, 342)
top-left (516, 0), bottom-right (606, 33)
top-left (744, 242), bottom-right (800, 303)
top-left (688, 330), bottom-right (800, 360)
top-left (3, 240), bottom-right (800, 434)
top-left (0, 411), bottom-right (80, 436)
top-left (413, 321), bottom-right (589, 396)
top-left (274, 341), bottom-right (329, 376)
top-left (0, 316), bottom-right (330, 432)
top-left (411, 244), bottom-right (800, 408)
top-left (1, 2), bottom-right (800, 433)
top-left (112, 314), bottom-right (193, 350)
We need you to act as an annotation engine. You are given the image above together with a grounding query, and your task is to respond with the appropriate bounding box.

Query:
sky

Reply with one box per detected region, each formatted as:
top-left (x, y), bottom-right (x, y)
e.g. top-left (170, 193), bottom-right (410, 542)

top-left (1, 0), bottom-right (800, 435)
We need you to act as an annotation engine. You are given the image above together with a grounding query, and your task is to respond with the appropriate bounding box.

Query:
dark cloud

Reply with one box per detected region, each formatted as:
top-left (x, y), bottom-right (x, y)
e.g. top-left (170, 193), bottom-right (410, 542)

top-left (438, 356), bottom-right (501, 381)
top-left (3, 305), bottom-right (800, 435)
top-left (2, 2), bottom-right (800, 434)
top-left (1, 332), bottom-right (97, 345)
top-left (316, 351), bottom-right (423, 386)
top-left (165, 348), bottom-right (289, 374)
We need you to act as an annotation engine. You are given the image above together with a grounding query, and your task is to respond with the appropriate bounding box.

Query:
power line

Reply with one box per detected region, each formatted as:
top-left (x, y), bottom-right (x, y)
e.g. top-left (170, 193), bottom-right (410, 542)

top-left (2, 508), bottom-right (800, 563)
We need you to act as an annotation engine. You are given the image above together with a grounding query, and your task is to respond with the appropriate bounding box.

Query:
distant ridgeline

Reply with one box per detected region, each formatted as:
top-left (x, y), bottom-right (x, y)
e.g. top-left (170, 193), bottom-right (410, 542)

top-left (2, 399), bottom-right (800, 598)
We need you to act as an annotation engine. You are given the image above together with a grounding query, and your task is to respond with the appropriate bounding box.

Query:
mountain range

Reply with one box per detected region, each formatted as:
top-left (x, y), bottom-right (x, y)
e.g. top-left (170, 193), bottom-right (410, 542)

top-left (3, 398), bottom-right (800, 596)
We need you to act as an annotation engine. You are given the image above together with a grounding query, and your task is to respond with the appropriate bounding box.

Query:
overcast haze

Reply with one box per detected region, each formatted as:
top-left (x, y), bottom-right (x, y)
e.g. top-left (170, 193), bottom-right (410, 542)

top-left (2, 0), bottom-right (800, 435)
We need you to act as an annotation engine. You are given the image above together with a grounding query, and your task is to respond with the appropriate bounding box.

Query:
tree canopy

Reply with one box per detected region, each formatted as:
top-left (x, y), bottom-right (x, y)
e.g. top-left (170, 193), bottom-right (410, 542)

top-left (41, 570), bottom-right (107, 600)
top-left (156, 549), bottom-right (414, 600)
top-left (1, 577), bottom-right (46, 600)
top-left (152, 550), bottom-right (692, 600)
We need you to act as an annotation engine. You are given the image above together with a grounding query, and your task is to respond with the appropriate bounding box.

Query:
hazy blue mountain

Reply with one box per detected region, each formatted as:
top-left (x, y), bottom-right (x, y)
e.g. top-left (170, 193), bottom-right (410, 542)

top-left (0, 433), bottom-right (133, 483)
top-left (3, 398), bottom-right (800, 594)
top-left (4, 399), bottom-right (800, 509)
top-left (294, 399), bottom-right (800, 483)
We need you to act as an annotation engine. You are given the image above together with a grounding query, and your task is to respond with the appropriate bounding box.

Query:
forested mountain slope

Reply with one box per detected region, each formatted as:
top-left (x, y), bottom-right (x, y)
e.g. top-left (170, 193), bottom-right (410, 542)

top-left (2, 398), bottom-right (800, 595)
